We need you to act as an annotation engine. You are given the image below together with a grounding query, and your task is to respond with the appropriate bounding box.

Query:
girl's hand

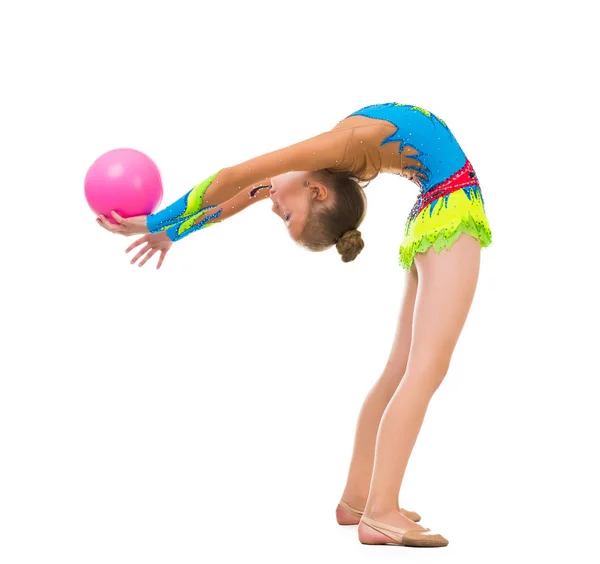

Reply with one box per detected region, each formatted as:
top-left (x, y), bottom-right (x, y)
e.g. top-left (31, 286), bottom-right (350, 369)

top-left (96, 211), bottom-right (150, 236)
top-left (125, 232), bottom-right (173, 269)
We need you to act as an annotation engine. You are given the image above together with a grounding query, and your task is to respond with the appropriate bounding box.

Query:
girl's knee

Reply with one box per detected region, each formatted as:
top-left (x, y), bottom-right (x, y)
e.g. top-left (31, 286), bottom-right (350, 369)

top-left (403, 359), bottom-right (450, 395)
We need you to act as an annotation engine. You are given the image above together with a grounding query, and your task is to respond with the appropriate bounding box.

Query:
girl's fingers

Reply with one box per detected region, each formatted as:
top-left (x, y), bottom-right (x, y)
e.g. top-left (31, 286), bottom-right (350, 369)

top-left (98, 214), bottom-right (123, 233)
top-left (97, 214), bottom-right (112, 230)
top-left (156, 249), bottom-right (167, 270)
top-left (130, 243), bottom-right (151, 265)
top-left (138, 248), bottom-right (157, 267)
top-left (111, 210), bottom-right (125, 224)
top-left (125, 236), bottom-right (149, 253)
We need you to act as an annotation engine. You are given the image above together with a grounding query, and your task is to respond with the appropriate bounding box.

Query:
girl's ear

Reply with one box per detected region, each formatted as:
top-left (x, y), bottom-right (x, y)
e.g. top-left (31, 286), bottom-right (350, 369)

top-left (311, 182), bottom-right (329, 202)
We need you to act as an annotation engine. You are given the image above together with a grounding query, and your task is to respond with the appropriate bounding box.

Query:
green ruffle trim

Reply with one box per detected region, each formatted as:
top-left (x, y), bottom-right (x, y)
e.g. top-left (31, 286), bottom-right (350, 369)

top-left (399, 214), bottom-right (492, 270)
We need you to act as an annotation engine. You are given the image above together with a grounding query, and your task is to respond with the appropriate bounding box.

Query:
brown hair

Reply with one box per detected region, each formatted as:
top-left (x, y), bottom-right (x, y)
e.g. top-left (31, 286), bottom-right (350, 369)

top-left (297, 169), bottom-right (369, 263)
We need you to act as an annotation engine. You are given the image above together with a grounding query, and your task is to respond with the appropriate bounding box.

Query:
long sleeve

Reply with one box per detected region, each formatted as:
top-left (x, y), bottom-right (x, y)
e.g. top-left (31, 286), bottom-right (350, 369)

top-left (166, 179), bottom-right (272, 242)
top-left (147, 173), bottom-right (272, 242)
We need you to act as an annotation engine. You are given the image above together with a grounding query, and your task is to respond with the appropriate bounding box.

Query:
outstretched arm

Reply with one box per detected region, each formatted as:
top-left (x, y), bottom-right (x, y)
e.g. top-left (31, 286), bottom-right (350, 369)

top-left (146, 176), bottom-right (273, 242)
top-left (146, 127), bottom-right (355, 241)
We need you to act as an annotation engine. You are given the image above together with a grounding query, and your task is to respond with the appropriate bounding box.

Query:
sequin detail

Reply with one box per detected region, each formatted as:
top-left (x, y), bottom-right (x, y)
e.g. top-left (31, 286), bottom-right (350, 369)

top-left (146, 170), bottom-right (220, 233)
top-left (165, 206), bottom-right (223, 242)
top-left (406, 159), bottom-right (481, 228)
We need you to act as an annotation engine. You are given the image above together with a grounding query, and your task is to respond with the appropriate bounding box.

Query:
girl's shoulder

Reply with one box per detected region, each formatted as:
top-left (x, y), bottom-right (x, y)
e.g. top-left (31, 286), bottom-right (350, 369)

top-left (331, 113), bottom-right (396, 137)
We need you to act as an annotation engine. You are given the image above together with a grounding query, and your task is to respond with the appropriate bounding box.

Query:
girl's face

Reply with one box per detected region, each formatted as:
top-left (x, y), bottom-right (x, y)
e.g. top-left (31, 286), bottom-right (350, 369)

top-left (269, 171), bottom-right (317, 240)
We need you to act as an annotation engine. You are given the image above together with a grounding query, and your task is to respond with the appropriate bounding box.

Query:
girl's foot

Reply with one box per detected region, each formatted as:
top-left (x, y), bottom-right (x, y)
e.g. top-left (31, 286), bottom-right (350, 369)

top-left (336, 500), bottom-right (421, 525)
top-left (358, 509), bottom-right (448, 547)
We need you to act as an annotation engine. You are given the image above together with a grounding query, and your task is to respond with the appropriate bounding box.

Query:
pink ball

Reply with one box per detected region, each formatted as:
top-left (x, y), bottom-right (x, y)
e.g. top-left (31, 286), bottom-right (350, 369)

top-left (85, 148), bottom-right (163, 224)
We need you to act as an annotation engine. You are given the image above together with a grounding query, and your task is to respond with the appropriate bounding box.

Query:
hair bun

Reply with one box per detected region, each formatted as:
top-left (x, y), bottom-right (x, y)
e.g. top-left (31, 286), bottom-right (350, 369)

top-left (336, 229), bottom-right (364, 263)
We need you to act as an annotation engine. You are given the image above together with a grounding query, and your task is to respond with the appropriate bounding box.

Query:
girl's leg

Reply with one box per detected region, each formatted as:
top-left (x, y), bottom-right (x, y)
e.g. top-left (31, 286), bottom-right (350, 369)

top-left (337, 263), bottom-right (418, 523)
top-left (359, 234), bottom-right (481, 542)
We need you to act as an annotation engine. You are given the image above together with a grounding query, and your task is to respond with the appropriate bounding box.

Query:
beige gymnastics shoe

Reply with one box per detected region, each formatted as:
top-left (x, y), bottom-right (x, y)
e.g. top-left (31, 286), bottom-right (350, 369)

top-left (359, 515), bottom-right (448, 547)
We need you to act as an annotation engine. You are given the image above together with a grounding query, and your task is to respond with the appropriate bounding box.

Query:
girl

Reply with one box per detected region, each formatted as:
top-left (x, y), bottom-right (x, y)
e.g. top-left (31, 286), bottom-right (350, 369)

top-left (97, 102), bottom-right (492, 547)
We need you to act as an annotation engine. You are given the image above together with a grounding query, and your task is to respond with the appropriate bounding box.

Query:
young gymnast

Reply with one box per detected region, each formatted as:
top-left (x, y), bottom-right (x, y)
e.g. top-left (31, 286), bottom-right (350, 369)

top-left (97, 102), bottom-right (492, 547)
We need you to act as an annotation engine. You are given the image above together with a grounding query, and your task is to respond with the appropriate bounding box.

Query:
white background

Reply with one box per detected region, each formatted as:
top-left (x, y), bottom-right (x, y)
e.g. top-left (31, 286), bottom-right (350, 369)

top-left (1, 1), bottom-right (598, 562)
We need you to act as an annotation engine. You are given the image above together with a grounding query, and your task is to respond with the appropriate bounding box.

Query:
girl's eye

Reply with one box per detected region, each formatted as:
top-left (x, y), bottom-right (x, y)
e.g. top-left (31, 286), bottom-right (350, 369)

top-left (284, 213), bottom-right (291, 222)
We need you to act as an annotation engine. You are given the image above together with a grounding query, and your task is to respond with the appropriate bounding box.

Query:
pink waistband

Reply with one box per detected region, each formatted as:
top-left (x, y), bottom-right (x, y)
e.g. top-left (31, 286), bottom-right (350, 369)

top-left (414, 159), bottom-right (480, 216)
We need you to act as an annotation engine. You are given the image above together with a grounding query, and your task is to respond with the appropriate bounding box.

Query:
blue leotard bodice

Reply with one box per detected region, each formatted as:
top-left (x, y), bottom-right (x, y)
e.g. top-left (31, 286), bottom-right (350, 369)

top-left (348, 103), bottom-right (468, 193)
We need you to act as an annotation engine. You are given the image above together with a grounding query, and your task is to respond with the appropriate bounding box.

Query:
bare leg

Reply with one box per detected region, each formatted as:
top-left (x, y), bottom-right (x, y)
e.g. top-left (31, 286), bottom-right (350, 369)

top-left (359, 234), bottom-right (481, 544)
top-left (337, 263), bottom-right (418, 523)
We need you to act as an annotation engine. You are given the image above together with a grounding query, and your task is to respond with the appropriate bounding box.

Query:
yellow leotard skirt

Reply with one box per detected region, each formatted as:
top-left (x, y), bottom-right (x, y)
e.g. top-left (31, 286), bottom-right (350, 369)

top-left (399, 180), bottom-right (492, 270)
